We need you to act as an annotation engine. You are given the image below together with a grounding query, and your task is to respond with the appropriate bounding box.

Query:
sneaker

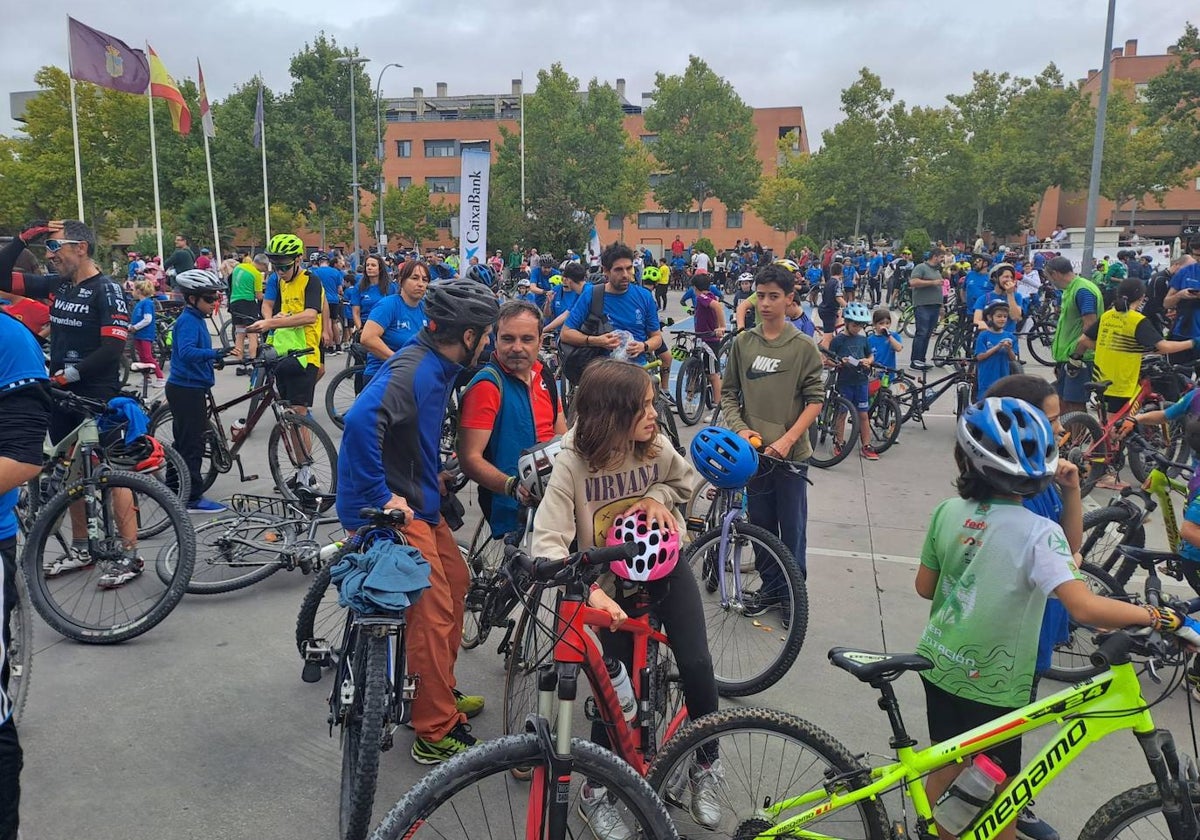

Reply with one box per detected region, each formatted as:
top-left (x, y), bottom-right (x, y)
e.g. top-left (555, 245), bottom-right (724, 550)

top-left (151, 378), bottom-right (166, 389)
top-left (187, 497), bottom-right (228, 513)
top-left (861, 445), bottom-right (880, 461)
top-left (453, 689), bottom-right (485, 719)
top-left (911, 360), bottom-right (931, 371)
top-left (44, 547), bottom-right (94, 577)
top-left (287, 466), bottom-right (318, 492)
top-left (1016, 805), bottom-right (1060, 840)
top-left (742, 589), bottom-right (792, 630)
top-left (660, 391), bottom-right (676, 407)
top-left (578, 785), bottom-right (633, 840)
top-left (688, 759), bottom-right (725, 828)
top-left (97, 555), bottom-right (144, 589)
top-left (833, 441), bottom-right (845, 457)
top-left (411, 723), bottom-right (478, 765)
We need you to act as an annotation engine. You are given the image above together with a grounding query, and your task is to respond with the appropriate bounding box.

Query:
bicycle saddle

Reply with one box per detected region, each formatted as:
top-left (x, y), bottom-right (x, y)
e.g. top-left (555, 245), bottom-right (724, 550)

top-left (1117, 545), bottom-right (1183, 567)
top-left (1083, 380), bottom-right (1112, 393)
top-left (828, 647), bottom-right (933, 683)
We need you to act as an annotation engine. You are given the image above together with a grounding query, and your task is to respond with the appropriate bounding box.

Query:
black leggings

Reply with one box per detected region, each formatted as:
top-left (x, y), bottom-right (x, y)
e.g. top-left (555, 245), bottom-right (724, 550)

top-left (165, 383), bottom-right (209, 505)
top-left (1, 537), bottom-right (21, 840)
top-left (590, 559), bottom-right (719, 764)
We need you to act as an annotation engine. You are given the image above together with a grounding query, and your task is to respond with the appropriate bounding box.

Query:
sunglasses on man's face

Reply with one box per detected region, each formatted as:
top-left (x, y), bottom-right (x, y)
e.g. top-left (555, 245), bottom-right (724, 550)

top-left (45, 239), bottom-right (84, 253)
top-left (271, 260), bottom-right (296, 271)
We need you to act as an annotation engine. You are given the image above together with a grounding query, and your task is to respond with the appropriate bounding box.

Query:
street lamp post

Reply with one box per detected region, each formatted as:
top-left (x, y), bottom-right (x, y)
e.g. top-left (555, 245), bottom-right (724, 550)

top-left (375, 63), bottom-right (404, 256)
top-left (1081, 0), bottom-right (1117, 273)
top-left (336, 54), bottom-right (370, 261)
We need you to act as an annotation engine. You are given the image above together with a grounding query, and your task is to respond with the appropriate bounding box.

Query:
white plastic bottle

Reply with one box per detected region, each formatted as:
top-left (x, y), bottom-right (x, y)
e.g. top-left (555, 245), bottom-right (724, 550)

top-left (934, 754), bottom-right (1006, 836)
top-left (605, 656), bottom-right (637, 721)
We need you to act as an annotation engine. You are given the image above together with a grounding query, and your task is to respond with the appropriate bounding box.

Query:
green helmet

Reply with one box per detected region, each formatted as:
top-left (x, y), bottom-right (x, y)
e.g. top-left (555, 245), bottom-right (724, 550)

top-left (266, 233), bottom-right (304, 260)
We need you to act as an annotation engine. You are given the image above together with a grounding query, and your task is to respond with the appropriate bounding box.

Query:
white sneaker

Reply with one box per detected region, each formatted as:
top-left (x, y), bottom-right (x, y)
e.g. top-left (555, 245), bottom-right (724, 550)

top-left (152, 378), bottom-right (166, 388)
top-left (578, 784), bottom-right (633, 840)
top-left (97, 555), bottom-right (144, 589)
top-left (688, 759), bottom-right (726, 828)
top-left (44, 547), bottom-right (93, 577)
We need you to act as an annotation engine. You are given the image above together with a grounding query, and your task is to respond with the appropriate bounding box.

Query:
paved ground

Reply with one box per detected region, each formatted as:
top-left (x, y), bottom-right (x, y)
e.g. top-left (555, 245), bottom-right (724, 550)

top-left (17, 295), bottom-right (1198, 839)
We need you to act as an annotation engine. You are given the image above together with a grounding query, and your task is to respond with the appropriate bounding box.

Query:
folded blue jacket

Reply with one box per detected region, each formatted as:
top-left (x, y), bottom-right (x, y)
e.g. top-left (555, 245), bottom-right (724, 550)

top-left (101, 396), bottom-right (150, 444)
top-left (330, 540), bottom-right (431, 614)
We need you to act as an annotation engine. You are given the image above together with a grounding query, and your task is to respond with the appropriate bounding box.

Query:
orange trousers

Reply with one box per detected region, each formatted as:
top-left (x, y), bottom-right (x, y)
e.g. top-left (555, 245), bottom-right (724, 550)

top-left (403, 517), bottom-right (470, 741)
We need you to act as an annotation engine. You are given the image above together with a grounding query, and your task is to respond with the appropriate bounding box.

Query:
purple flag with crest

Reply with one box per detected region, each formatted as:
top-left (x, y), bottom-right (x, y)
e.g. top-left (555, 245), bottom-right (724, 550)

top-left (68, 17), bottom-right (150, 94)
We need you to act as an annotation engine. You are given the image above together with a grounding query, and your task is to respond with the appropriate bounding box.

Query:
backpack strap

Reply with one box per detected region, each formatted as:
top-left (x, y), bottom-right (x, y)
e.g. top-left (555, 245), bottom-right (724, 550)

top-left (589, 282), bottom-right (606, 318)
top-left (540, 364), bottom-right (560, 426)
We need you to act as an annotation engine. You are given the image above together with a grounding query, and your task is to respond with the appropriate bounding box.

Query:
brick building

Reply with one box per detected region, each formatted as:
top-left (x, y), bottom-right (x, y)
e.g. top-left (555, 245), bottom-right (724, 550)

top-left (370, 79), bottom-right (809, 256)
top-left (1032, 38), bottom-right (1200, 242)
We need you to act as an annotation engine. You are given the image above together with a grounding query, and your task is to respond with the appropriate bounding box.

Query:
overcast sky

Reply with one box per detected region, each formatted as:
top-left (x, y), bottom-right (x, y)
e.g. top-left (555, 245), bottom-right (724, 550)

top-left (2, 0), bottom-right (1194, 142)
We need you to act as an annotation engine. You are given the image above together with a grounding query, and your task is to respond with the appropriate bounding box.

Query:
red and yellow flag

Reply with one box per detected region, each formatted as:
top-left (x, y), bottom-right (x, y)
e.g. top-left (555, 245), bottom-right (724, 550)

top-left (147, 44), bottom-right (191, 135)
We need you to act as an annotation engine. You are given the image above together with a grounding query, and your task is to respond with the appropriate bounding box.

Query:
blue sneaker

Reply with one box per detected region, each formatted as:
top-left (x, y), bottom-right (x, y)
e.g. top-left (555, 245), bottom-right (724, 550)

top-left (1016, 806), bottom-right (1059, 840)
top-left (187, 497), bottom-right (227, 513)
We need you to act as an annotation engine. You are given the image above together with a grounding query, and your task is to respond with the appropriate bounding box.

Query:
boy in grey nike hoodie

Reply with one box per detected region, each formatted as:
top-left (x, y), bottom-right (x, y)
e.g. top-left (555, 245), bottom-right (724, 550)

top-left (720, 263), bottom-right (824, 577)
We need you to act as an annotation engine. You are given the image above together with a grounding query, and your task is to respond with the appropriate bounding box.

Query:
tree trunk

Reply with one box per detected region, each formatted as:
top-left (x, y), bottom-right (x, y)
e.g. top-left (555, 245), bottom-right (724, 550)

top-left (853, 201), bottom-right (862, 242)
top-left (1128, 197), bottom-right (1137, 232)
top-left (697, 198), bottom-right (706, 240)
top-left (976, 202), bottom-right (985, 240)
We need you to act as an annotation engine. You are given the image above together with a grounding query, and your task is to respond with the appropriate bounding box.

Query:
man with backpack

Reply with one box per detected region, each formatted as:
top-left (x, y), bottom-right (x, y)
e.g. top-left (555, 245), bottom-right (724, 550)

top-left (457, 301), bottom-right (566, 538)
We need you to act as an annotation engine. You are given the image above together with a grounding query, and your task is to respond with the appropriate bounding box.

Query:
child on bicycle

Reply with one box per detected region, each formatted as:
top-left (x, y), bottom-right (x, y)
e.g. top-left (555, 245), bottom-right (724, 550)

top-left (974, 299), bottom-right (1018, 398)
top-left (918, 397), bottom-right (1196, 839)
top-left (690, 273), bottom-right (726, 403)
top-left (829, 302), bottom-right (878, 460)
top-left (130, 280), bottom-right (165, 388)
top-left (167, 269), bottom-right (233, 514)
top-left (531, 358), bottom-right (723, 835)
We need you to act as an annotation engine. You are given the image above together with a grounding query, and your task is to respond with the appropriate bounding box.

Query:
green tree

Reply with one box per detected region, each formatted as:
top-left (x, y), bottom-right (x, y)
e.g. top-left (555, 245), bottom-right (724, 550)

top-left (376, 184), bottom-right (442, 246)
top-left (1144, 23), bottom-right (1200, 174)
top-left (644, 56), bottom-right (760, 238)
top-left (752, 135), bottom-right (816, 234)
top-left (1099, 79), bottom-right (1187, 229)
top-left (492, 64), bottom-right (648, 251)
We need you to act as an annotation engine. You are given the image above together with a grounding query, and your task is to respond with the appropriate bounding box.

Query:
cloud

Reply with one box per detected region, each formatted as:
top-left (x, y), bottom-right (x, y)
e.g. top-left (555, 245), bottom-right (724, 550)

top-left (2, 0), bottom-right (1194, 145)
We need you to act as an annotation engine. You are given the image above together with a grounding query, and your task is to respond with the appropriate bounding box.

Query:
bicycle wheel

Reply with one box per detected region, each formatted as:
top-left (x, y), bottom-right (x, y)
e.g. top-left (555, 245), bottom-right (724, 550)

top-left (1080, 503), bottom-right (1145, 585)
top-left (954, 380), bottom-right (973, 417)
top-left (370, 734), bottom-right (677, 840)
top-left (684, 522), bottom-right (807, 696)
top-left (867, 391), bottom-right (901, 454)
top-left (656, 393), bottom-right (684, 454)
top-left (1025, 320), bottom-right (1056, 367)
top-left (22, 470), bottom-right (195, 644)
top-left (340, 631), bottom-right (389, 840)
top-left (129, 441), bottom-right (191, 539)
top-left (1130, 401), bottom-right (1183, 484)
top-left (268, 411), bottom-right (339, 502)
top-left (899, 305), bottom-right (916, 338)
top-left (157, 512), bottom-right (287, 594)
top-left (933, 326), bottom-right (966, 366)
top-left (1043, 562), bottom-right (1126, 683)
top-left (9, 569), bottom-right (33, 725)
top-left (1079, 782), bottom-right (1200, 840)
top-left (325, 364), bottom-right (364, 431)
top-left (807, 394), bottom-right (857, 469)
top-left (460, 523), bottom-right (506, 650)
top-left (674, 358), bottom-right (706, 426)
top-left (1059, 411), bottom-right (1107, 497)
top-left (295, 565), bottom-right (343, 676)
top-left (646, 707), bottom-right (890, 840)
top-left (149, 406), bottom-right (222, 493)
top-left (502, 587), bottom-right (559, 737)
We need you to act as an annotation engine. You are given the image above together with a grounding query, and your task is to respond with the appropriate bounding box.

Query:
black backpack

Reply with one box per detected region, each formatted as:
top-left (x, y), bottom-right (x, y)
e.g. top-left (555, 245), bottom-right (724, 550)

top-left (559, 284), bottom-right (611, 383)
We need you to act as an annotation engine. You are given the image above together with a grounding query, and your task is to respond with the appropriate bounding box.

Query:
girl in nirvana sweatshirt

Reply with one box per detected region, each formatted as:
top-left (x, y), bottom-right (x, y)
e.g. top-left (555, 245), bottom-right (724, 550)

top-left (530, 359), bottom-right (724, 831)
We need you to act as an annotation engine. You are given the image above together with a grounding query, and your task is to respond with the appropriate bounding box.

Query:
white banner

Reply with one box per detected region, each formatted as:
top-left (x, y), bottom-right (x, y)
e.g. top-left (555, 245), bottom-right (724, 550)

top-left (459, 142), bottom-right (491, 271)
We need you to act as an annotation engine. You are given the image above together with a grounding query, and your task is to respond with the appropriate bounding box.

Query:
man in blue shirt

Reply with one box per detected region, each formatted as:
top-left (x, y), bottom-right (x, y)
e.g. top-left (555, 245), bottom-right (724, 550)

top-left (560, 242), bottom-right (664, 374)
top-left (312, 255), bottom-right (346, 354)
top-left (867, 250), bottom-right (885, 305)
top-left (962, 254), bottom-right (993, 313)
top-left (1165, 239), bottom-right (1200, 365)
top-left (544, 263), bottom-right (588, 332)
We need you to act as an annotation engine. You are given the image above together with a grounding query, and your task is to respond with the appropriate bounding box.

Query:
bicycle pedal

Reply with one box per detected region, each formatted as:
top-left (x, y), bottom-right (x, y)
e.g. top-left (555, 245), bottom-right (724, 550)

top-left (301, 661), bottom-right (323, 683)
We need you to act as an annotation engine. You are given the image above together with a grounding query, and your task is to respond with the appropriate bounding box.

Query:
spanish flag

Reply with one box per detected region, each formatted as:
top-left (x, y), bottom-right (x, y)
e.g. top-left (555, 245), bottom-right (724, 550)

top-left (147, 44), bottom-right (191, 135)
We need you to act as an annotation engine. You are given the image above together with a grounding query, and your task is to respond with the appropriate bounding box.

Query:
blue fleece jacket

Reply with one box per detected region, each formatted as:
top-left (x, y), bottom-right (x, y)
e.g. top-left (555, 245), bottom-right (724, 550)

top-left (167, 306), bottom-right (222, 389)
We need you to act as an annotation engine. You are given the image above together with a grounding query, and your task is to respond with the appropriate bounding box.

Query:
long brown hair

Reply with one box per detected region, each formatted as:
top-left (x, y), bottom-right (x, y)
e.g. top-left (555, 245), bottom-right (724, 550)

top-left (358, 254), bottom-right (390, 298)
top-left (571, 360), bottom-right (660, 471)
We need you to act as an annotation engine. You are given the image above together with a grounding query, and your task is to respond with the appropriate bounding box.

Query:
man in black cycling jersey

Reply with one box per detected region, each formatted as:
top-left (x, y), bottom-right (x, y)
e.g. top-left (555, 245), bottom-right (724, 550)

top-left (0, 220), bottom-right (144, 588)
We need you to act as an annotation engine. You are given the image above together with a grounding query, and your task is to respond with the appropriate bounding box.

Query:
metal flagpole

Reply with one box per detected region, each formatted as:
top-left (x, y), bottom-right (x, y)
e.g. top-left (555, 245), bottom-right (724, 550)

top-left (1081, 0), bottom-right (1117, 274)
top-left (259, 81), bottom-right (271, 242)
top-left (146, 82), bottom-right (165, 261)
top-left (202, 129), bottom-right (221, 266)
top-left (66, 17), bottom-right (85, 221)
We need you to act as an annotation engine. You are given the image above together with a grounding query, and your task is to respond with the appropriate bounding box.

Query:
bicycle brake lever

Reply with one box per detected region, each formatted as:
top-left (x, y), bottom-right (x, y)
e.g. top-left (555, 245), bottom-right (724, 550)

top-left (1147, 657), bottom-right (1162, 684)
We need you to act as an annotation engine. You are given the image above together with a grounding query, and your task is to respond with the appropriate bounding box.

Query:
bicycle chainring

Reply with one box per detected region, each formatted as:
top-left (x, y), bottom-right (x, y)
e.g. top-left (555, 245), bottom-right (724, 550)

top-left (207, 431), bottom-right (233, 473)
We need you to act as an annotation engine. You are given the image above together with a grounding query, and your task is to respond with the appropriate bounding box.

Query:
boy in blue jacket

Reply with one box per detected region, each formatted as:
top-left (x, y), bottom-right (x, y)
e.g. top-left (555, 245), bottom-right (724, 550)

top-left (167, 269), bottom-right (232, 513)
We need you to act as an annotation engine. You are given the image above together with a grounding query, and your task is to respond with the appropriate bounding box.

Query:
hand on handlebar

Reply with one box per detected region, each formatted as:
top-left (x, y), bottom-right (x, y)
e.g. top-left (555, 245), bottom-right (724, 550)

top-left (587, 587), bottom-right (627, 631)
top-left (384, 494), bottom-right (414, 524)
top-left (1153, 605), bottom-right (1200, 649)
top-left (51, 366), bottom-right (80, 386)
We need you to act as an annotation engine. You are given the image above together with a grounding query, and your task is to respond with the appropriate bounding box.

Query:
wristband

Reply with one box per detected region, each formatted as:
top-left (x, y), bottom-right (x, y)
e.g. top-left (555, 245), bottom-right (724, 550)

top-left (504, 475), bottom-right (519, 498)
top-left (589, 582), bottom-right (602, 594)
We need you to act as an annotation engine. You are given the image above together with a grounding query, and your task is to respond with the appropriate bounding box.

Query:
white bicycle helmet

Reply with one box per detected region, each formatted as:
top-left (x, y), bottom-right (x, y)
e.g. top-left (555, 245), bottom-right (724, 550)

top-left (517, 437), bottom-right (563, 503)
top-left (175, 268), bottom-right (225, 293)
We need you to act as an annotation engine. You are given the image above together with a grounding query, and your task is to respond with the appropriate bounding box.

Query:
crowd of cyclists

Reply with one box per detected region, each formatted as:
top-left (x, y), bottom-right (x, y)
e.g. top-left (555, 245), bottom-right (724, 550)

top-left (5, 213), bottom-right (1200, 840)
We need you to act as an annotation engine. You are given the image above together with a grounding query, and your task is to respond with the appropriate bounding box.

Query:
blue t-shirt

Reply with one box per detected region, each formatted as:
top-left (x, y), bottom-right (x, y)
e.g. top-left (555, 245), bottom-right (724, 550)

top-left (868, 256), bottom-right (885, 276)
top-left (841, 265), bottom-right (858, 286)
top-left (564, 284), bottom-right (660, 364)
top-left (1182, 496), bottom-right (1200, 564)
top-left (963, 271), bottom-right (992, 308)
top-left (1074, 285), bottom-right (1099, 317)
top-left (264, 272), bottom-right (279, 304)
top-left (0, 486), bottom-right (18, 542)
top-left (313, 265), bottom-right (345, 304)
top-left (867, 330), bottom-right (901, 370)
top-left (132, 297), bottom-right (156, 341)
top-left (805, 266), bottom-right (823, 287)
top-left (518, 291), bottom-right (539, 305)
top-left (788, 311), bottom-right (815, 337)
top-left (346, 281), bottom-right (399, 323)
top-left (973, 291), bottom-right (1027, 341)
top-left (830, 331), bottom-right (870, 385)
top-left (974, 329), bottom-right (1014, 396)
top-left (364, 295), bottom-right (427, 378)
top-left (551, 284), bottom-right (586, 322)
top-left (1170, 264), bottom-right (1200, 339)
top-left (0, 312), bottom-right (49, 389)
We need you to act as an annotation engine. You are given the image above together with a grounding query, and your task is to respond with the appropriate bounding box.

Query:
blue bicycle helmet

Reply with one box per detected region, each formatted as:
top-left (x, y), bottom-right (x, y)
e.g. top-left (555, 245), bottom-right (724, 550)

top-left (843, 302), bottom-right (872, 324)
top-left (464, 263), bottom-right (495, 287)
top-left (690, 427), bottom-right (759, 489)
top-left (957, 397), bottom-right (1058, 497)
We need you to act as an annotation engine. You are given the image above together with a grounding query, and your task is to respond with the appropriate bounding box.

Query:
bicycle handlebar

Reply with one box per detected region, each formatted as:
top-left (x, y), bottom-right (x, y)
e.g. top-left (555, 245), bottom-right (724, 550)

top-left (358, 506), bottom-right (408, 527)
top-left (1123, 433), bottom-right (1195, 475)
top-left (504, 543), bottom-right (639, 585)
top-left (240, 347), bottom-right (314, 369)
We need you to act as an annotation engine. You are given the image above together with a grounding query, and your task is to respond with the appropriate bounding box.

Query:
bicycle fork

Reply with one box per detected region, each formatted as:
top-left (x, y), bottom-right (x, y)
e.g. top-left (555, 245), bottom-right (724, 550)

top-left (1135, 728), bottom-right (1200, 840)
top-left (717, 505), bottom-right (747, 610)
top-left (528, 665), bottom-right (577, 838)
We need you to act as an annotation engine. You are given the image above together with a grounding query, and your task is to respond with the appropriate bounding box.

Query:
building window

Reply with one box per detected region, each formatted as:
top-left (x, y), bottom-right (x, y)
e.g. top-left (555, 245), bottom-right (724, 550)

top-left (726, 211), bottom-right (744, 229)
top-left (395, 140), bottom-right (412, 158)
top-left (1195, 177), bottom-right (1200, 191)
top-left (426, 176), bottom-right (459, 194)
top-left (430, 214), bottom-right (452, 229)
top-left (608, 215), bottom-right (624, 231)
top-left (424, 139), bottom-right (458, 157)
top-left (397, 176), bottom-right (412, 190)
top-left (637, 211), bottom-right (712, 230)
top-left (648, 173), bottom-right (667, 188)
top-left (640, 134), bottom-right (658, 147)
